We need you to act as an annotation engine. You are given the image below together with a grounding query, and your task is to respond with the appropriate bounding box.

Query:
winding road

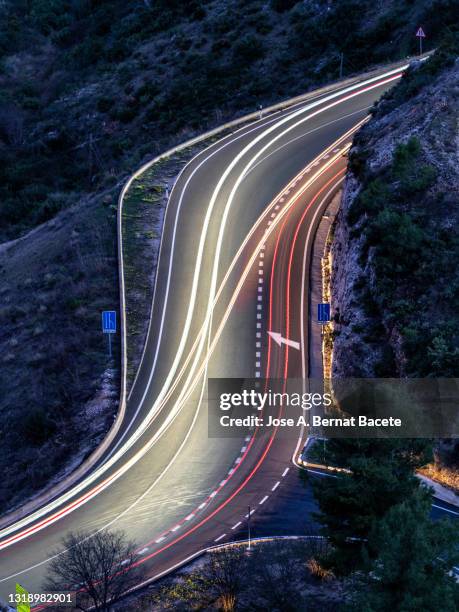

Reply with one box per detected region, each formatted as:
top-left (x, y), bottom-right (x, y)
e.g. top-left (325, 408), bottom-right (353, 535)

top-left (1, 61), bottom-right (454, 607)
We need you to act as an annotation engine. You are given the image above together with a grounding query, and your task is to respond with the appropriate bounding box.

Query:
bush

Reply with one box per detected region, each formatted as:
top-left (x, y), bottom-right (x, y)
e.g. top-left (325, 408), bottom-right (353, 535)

top-left (23, 409), bottom-right (56, 446)
top-left (232, 34), bottom-right (265, 63)
top-left (97, 96), bottom-right (114, 112)
top-left (271, 0), bottom-right (299, 12)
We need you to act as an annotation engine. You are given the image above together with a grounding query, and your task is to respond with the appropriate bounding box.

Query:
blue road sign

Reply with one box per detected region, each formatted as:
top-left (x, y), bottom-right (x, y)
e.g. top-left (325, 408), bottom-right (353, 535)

top-left (102, 310), bottom-right (117, 334)
top-left (318, 303), bottom-right (331, 324)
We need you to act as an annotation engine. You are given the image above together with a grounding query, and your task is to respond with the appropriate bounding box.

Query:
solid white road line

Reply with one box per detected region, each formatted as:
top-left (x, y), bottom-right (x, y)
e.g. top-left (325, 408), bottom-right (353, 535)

top-left (432, 504), bottom-right (459, 516)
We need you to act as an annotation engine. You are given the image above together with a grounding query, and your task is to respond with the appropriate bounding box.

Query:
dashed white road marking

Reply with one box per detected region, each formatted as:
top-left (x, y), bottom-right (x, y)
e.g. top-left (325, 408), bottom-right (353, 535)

top-left (272, 481), bottom-right (280, 491)
top-left (121, 559), bottom-right (130, 565)
top-left (185, 513), bottom-right (195, 521)
top-left (137, 547), bottom-right (149, 555)
top-left (155, 536), bottom-right (166, 544)
top-left (215, 533), bottom-right (226, 542)
top-left (259, 495), bottom-right (269, 505)
top-left (171, 525), bottom-right (180, 532)
top-left (220, 480), bottom-right (227, 487)
top-left (198, 502), bottom-right (206, 510)
top-left (210, 491), bottom-right (217, 498)
top-left (231, 521), bottom-right (242, 530)
top-left (245, 508), bottom-right (256, 518)
top-left (282, 467), bottom-right (290, 477)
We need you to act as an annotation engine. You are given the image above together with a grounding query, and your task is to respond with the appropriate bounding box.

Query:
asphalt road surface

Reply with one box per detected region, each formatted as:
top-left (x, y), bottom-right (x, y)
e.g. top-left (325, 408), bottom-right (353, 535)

top-left (1, 62), bottom-right (455, 607)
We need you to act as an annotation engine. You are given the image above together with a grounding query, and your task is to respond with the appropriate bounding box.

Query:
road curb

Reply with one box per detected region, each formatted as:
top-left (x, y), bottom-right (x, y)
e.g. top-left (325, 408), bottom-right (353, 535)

top-left (114, 535), bottom-right (325, 608)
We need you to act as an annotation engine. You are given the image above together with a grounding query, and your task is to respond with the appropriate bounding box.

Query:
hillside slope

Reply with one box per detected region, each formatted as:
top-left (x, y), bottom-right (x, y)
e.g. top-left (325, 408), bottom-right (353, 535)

top-left (331, 42), bottom-right (459, 378)
top-left (1, 0), bottom-right (457, 241)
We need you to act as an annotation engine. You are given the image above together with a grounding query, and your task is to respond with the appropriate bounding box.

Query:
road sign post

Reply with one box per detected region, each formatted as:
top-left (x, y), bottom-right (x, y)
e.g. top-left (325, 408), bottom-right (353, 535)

top-left (102, 310), bottom-right (117, 357)
top-left (317, 303), bottom-right (331, 324)
top-left (416, 26), bottom-right (426, 56)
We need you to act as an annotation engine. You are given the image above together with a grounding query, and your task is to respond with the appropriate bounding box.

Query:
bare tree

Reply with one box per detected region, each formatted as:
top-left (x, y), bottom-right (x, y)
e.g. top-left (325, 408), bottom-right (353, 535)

top-left (206, 547), bottom-right (248, 612)
top-left (44, 529), bottom-right (144, 611)
top-left (149, 546), bottom-right (248, 611)
top-left (249, 541), bottom-right (306, 611)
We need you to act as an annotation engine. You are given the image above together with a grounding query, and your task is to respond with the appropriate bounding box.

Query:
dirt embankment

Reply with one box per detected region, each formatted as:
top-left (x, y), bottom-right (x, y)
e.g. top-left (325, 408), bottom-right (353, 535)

top-left (0, 194), bottom-right (120, 513)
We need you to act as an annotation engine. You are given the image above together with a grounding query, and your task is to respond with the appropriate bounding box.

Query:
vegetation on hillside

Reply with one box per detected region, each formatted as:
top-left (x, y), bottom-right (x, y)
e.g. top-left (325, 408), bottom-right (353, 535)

top-left (320, 39), bottom-right (459, 607)
top-left (311, 438), bottom-right (459, 610)
top-left (1, 0), bottom-right (457, 240)
top-left (334, 35), bottom-right (459, 378)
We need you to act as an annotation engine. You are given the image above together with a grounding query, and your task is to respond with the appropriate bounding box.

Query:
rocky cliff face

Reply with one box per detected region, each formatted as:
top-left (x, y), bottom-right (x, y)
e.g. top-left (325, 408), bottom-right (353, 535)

top-left (331, 49), bottom-right (459, 378)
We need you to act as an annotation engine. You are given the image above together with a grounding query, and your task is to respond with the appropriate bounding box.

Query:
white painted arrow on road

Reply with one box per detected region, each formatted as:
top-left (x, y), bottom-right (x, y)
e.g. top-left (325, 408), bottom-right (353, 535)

top-left (267, 331), bottom-right (300, 351)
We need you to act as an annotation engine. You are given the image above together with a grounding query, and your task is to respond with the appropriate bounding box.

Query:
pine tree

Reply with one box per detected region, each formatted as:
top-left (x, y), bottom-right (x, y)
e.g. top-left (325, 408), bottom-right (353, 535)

top-left (350, 491), bottom-right (459, 611)
top-left (313, 439), bottom-right (432, 573)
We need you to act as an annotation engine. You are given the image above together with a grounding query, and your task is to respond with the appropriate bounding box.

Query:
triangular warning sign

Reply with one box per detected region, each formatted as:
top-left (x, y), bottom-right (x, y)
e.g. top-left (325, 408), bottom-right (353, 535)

top-left (416, 27), bottom-right (426, 37)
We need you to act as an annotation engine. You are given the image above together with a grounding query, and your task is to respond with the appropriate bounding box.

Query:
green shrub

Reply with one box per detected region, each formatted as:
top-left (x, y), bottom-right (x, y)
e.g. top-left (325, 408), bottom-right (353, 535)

top-left (97, 96), bottom-right (114, 113)
top-left (232, 34), bottom-right (265, 63)
top-left (23, 410), bottom-right (56, 446)
top-left (271, 0), bottom-right (299, 12)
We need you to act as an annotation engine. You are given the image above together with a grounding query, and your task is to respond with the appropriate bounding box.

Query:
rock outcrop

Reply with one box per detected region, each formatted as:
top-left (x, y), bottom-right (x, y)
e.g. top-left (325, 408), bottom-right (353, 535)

top-left (331, 51), bottom-right (459, 378)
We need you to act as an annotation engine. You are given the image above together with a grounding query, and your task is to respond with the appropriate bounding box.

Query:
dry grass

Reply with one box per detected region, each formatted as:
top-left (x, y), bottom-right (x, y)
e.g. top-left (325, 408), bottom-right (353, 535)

top-left (419, 463), bottom-right (459, 492)
top-left (307, 558), bottom-right (335, 581)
